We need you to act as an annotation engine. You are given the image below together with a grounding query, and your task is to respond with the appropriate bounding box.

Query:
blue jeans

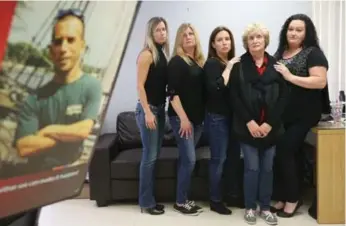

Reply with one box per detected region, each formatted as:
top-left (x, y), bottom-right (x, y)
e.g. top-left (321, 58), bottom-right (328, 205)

top-left (241, 143), bottom-right (275, 211)
top-left (169, 116), bottom-right (203, 204)
top-left (205, 112), bottom-right (229, 202)
top-left (135, 102), bottom-right (165, 208)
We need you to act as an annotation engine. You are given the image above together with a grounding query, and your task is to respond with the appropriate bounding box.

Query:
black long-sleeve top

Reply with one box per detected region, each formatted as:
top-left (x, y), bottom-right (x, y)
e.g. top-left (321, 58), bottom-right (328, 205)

top-left (167, 55), bottom-right (205, 125)
top-left (203, 57), bottom-right (231, 116)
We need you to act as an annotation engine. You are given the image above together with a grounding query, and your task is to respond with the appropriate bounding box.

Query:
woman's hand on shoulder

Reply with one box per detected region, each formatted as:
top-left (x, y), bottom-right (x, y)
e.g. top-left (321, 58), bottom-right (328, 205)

top-left (274, 62), bottom-right (293, 82)
top-left (226, 56), bottom-right (241, 70)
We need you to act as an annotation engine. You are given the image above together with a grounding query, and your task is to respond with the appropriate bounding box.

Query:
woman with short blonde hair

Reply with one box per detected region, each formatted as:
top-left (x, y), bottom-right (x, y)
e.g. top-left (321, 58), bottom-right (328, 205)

top-left (229, 23), bottom-right (287, 224)
top-left (167, 23), bottom-right (205, 215)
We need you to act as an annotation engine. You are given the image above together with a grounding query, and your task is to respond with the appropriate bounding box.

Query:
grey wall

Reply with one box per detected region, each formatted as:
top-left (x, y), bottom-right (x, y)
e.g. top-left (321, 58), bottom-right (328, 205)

top-left (101, 1), bottom-right (312, 134)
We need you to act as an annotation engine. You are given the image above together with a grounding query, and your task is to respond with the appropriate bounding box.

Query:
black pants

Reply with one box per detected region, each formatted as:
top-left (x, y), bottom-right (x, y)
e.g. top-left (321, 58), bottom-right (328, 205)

top-left (274, 120), bottom-right (312, 203)
top-left (223, 129), bottom-right (243, 199)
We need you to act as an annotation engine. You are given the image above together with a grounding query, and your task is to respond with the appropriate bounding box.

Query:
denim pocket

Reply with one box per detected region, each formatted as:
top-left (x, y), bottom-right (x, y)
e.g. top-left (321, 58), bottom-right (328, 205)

top-left (135, 102), bottom-right (141, 115)
top-left (208, 113), bottom-right (228, 124)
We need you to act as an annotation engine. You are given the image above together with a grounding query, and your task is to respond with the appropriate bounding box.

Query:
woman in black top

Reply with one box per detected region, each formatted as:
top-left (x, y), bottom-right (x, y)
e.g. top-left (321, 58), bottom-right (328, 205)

top-left (135, 17), bottom-right (169, 215)
top-left (230, 23), bottom-right (287, 225)
top-left (203, 26), bottom-right (239, 215)
top-left (271, 14), bottom-right (329, 218)
top-left (167, 23), bottom-right (205, 216)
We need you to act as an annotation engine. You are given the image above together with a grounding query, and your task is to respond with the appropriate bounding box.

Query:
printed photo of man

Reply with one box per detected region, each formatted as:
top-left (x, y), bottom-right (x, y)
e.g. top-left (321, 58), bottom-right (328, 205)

top-left (13, 9), bottom-right (102, 172)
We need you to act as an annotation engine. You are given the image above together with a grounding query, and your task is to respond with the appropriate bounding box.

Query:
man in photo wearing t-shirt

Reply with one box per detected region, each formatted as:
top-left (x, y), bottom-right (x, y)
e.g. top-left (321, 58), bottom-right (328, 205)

top-left (13, 9), bottom-right (102, 172)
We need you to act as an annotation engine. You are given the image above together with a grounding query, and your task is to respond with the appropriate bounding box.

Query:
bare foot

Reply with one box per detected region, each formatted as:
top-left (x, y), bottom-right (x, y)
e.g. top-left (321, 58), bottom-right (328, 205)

top-left (273, 201), bottom-right (285, 209)
top-left (284, 201), bottom-right (298, 213)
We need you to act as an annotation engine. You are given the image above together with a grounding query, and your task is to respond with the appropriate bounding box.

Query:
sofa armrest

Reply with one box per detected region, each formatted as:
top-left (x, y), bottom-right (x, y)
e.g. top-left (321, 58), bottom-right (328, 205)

top-left (89, 133), bottom-right (118, 206)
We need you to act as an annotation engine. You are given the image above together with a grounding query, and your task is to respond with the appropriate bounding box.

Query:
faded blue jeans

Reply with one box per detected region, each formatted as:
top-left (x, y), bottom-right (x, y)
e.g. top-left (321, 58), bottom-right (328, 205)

top-left (135, 102), bottom-right (165, 208)
top-left (241, 143), bottom-right (276, 211)
top-left (169, 116), bottom-right (203, 204)
top-left (205, 112), bottom-right (229, 202)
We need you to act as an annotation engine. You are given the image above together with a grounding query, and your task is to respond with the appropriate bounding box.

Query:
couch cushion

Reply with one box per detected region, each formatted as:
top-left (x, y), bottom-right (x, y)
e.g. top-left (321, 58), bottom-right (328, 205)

top-left (116, 112), bottom-right (177, 150)
top-left (115, 111), bottom-right (210, 151)
top-left (111, 146), bottom-right (211, 179)
top-left (116, 112), bottom-right (142, 150)
top-left (111, 147), bottom-right (178, 179)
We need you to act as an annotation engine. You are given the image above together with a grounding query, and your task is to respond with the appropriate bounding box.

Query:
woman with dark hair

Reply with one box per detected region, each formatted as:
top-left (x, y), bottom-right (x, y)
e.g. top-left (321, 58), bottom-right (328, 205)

top-left (203, 26), bottom-right (239, 215)
top-left (271, 13), bottom-right (329, 218)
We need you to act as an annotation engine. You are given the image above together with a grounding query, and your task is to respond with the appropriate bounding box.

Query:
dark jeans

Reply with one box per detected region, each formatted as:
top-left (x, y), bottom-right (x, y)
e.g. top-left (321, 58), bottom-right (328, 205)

top-left (223, 123), bottom-right (242, 199)
top-left (169, 116), bottom-right (203, 204)
top-left (205, 112), bottom-right (229, 202)
top-left (135, 102), bottom-right (165, 208)
top-left (274, 121), bottom-right (312, 203)
top-left (241, 143), bottom-right (276, 211)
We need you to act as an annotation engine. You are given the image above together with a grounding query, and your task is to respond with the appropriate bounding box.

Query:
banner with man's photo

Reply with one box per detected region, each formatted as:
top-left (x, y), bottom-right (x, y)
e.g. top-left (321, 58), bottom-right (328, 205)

top-left (0, 0), bottom-right (140, 218)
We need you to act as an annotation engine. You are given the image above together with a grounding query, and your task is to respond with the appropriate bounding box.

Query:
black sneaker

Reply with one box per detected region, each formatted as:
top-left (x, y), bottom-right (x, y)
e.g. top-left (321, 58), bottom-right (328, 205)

top-left (187, 200), bottom-right (203, 213)
top-left (173, 203), bottom-right (199, 216)
top-left (156, 204), bottom-right (165, 211)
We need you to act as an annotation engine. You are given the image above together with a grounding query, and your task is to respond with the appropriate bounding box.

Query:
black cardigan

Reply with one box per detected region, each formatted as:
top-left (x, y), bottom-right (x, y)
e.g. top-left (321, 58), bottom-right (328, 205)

top-left (229, 52), bottom-right (288, 149)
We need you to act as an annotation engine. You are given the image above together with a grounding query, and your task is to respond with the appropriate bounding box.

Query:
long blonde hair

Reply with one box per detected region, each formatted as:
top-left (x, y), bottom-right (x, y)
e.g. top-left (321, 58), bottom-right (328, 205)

top-left (172, 23), bottom-right (205, 67)
top-left (142, 17), bottom-right (170, 64)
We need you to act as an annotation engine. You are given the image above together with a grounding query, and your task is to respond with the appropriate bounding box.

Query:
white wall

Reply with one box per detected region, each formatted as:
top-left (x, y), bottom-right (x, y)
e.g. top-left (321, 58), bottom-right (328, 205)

top-left (101, 1), bottom-right (312, 134)
top-left (312, 0), bottom-right (346, 100)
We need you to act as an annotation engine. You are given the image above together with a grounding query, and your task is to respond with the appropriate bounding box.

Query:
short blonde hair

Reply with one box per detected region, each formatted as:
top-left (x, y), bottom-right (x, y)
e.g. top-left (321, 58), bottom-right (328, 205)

top-left (242, 23), bottom-right (270, 50)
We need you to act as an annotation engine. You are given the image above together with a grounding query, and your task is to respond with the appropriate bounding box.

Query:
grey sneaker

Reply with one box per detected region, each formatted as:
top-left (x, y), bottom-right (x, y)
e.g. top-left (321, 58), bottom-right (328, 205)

top-left (244, 209), bottom-right (257, 225)
top-left (260, 211), bottom-right (278, 225)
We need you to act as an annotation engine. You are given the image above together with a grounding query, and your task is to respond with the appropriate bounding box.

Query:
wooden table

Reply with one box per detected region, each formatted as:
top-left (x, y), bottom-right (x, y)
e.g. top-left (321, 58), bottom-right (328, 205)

top-left (310, 121), bottom-right (345, 224)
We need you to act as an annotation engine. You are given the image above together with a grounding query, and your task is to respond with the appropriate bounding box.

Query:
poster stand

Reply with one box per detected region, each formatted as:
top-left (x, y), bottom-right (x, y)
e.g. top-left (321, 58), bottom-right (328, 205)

top-left (0, 209), bottom-right (40, 226)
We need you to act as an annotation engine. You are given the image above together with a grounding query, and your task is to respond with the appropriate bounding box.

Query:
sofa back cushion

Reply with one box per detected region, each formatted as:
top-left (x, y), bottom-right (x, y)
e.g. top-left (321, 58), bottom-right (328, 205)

top-left (116, 111), bottom-right (208, 150)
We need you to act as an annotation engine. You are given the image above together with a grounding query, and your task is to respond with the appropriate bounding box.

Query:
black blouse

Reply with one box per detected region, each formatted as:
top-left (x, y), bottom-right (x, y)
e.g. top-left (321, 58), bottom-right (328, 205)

top-left (167, 55), bottom-right (205, 125)
top-left (203, 57), bottom-right (231, 116)
top-left (274, 47), bottom-right (329, 125)
top-left (144, 43), bottom-right (168, 106)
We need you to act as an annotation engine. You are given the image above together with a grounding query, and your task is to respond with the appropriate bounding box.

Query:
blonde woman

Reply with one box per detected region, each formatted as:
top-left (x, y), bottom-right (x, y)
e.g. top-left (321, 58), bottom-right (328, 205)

top-left (136, 17), bottom-right (169, 215)
top-left (229, 23), bottom-right (287, 225)
top-left (167, 23), bottom-right (205, 215)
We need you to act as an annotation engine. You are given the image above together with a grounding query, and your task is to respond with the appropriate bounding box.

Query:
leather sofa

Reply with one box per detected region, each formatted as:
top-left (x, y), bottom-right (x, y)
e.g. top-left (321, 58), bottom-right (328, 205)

top-left (89, 111), bottom-right (214, 207)
top-left (88, 111), bottom-right (316, 208)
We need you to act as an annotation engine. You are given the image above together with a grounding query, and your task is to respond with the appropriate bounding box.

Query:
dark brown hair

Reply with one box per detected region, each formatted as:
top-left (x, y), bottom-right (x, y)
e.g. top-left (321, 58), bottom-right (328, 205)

top-left (276, 14), bottom-right (321, 56)
top-left (207, 26), bottom-right (235, 61)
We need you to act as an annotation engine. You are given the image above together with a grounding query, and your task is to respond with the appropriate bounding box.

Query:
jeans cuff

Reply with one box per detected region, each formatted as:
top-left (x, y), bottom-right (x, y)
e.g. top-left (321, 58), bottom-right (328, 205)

top-left (140, 203), bottom-right (156, 209)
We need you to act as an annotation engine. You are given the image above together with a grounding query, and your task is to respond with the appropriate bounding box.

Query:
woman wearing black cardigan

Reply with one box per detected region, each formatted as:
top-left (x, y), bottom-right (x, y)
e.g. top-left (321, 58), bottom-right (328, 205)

top-left (229, 23), bottom-right (287, 225)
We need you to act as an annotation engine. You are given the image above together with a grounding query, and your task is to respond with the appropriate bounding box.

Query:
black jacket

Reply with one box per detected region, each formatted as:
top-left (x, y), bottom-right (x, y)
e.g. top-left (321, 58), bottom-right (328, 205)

top-left (229, 51), bottom-right (288, 149)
